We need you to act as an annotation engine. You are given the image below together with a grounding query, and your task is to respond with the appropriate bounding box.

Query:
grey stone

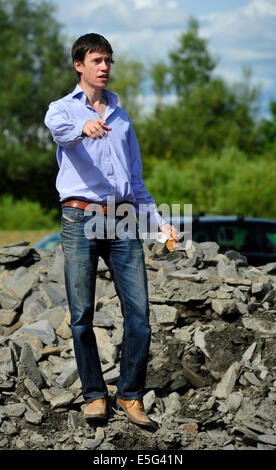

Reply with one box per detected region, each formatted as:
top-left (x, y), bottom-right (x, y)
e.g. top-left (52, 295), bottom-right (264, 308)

top-left (17, 343), bottom-right (45, 389)
top-left (97, 257), bottom-right (109, 272)
top-left (193, 327), bottom-right (212, 358)
top-left (171, 280), bottom-right (212, 303)
top-left (47, 246), bottom-right (65, 284)
top-left (173, 326), bottom-right (192, 344)
top-left (84, 427), bottom-right (105, 450)
top-left (94, 327), bottom-right (118, 364)
top-left (263, 288), bottom-right (276, 305)
top-left (0, 245), bottom-right (32, 265)
top-left (26, 397), bottom-right (44, 412)
top-left (167, 270), bottom-right (202, 282)
top-left (216, 287), bottom-right (232, 299)
top-left (143, 390), bottom-right (156, 412)
top-left (20, 319), bottom-right (56, 346)
top-left (93, 309), bottom-right (113, 328)
top-left (242, 317), bottom-right (276, 335)
top-left (39, 282), bottom-right (67, 308)
top-left (151, 240), bottom-right (170, 257)
top-left (225, 250), bottom-right (248, 266)
top-left (211, 299), bottom-right (237, 316)
top-left (23, 378), bottom-right (42, 399)
top-left (151, 304), bottom-right (179, 326)
top-left (214, 362), bottom-right (240, 399)
top-left (243, 371), bottom-right (261, 387)
top-left (217, 258), bottom-right (240, 279)
top-left (225, 392), bottom-right (242, 412)
top-left (0, 346), bottom-right (17, 375)
top-left (29, 432), bottom-right (45, 444)
top-left (0, 309), bottom-right (19, 326)
top-left (236, 302), bottom-right (248, 314)
top-left (257, 435), bottom-right (276, 446)
top-left (259, 262), bottom-right (276, 274)
top-left (163, 392), bottom-right (182, 416)
top-left (251, 280), bottom-right (271, 297)
top-left (39, 306), bottom-right (66, 330)
top-left (181, 360), bottom-right (206, 388)
top-left (242, 342), bottom-right (257, 363)
top-left (21, 291), bottom-right (46, 324)
top-left (0, 420), bottom-right (17, 435)
top-left (0, 289), bottom-right (20, 310)
top-left (0, 376), bottom-right (15, 391)
top-left (103, 366), bottom-right (120, 384)
top-left (200, 242), bottom-right (220, 261)
top-left (0, 403), bottom-right (26, 417)
top-left (55, 359), bottom-right (79, 387)
top-left (24, 411), bottom-right (43, 425)
top-left (241, 266), bottom-right (267, 282)
top-left (184, 240), bottom-right (203, 261)
top-left (0, 437), bottom-right (9, 447)
top-left (11, 332), bottom-right (43, 361)
top-left (50, 390), bottom-right (75, 408)
top-left (7, 269), bottom-right (39, 301)
top-left (233, 287), bottom-right (247, 302)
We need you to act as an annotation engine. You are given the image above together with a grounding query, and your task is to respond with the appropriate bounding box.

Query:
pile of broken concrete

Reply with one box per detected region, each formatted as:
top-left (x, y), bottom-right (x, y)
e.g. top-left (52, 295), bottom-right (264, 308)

top-left (0, 237), bottom-right (275, 450)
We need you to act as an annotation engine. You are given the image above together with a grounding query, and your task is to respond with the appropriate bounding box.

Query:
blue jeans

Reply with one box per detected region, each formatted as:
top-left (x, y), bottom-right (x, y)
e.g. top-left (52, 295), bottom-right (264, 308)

top-left (60, 205), bottom-right (151, 403)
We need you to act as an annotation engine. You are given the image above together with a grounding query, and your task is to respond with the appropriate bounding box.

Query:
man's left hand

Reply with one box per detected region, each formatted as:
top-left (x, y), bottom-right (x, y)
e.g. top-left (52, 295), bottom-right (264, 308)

top-left (159, 223), bottom-right (180, 241)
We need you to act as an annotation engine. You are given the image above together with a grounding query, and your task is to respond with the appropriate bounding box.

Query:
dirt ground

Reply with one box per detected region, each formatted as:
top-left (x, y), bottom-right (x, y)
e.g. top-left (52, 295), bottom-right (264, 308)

top-left (0, 231), bottom-right (53, 247)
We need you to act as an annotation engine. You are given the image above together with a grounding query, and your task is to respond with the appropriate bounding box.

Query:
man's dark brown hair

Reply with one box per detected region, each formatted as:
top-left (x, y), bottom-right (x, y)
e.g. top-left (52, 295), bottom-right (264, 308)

top-left (71, 33), bottom-right (114, 81)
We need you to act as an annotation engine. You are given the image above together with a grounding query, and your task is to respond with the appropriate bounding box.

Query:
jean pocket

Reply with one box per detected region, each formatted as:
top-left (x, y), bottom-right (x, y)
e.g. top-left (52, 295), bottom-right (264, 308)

top-left (62, 207), bottom-right (85, 223)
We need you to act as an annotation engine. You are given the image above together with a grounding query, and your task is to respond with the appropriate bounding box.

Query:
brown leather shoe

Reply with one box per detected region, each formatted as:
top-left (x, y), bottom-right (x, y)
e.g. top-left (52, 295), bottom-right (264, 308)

top-left (83, 398), bottom-right (107, 420)
top-left (116, 398), bottom-right (153, 427)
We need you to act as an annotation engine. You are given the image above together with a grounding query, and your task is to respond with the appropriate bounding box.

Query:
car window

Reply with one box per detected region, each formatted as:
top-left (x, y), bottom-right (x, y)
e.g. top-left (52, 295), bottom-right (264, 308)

top-left (264, 227), bottom-right (276, 253)
top-left (216, 225), bottom-right (248, 251)
top-left (193, 229), bottom-right (211, 243)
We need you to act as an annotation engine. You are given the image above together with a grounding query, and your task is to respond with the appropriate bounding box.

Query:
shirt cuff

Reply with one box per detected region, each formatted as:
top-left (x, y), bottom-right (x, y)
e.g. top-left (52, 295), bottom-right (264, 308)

top-left (75, 119), bottom-right (89, 137)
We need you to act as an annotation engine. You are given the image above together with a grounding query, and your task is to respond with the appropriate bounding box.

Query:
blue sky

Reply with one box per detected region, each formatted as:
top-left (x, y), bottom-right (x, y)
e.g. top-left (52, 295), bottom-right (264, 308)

top-left (54, 0), bottom-right (276, 116)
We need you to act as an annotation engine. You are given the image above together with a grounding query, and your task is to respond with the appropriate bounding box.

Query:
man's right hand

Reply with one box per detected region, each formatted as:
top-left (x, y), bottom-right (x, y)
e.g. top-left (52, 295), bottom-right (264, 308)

top-left (82, 119), bottom-right (112, 139)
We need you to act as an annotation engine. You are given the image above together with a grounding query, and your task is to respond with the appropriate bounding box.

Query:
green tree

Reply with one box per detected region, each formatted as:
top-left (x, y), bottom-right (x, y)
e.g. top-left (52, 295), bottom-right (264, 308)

top-left (169, 16), bottom-right (218, 96)
top-left (149, 60), bottom-right (170, 112)
top-left (138, 17), bottom-right (262, 161)
top-left (259, 100), bottom-right (276, 148)
top-left (0, 0), bottom-right (75, 208)
top-left (108, 56), bottom-right (145, 121)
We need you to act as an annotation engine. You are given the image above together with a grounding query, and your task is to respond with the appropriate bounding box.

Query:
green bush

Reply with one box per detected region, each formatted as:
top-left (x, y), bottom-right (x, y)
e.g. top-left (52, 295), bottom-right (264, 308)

top-left (144, 145), bottom-right (276, 219)
top-left (0, 194), bottom-right (60, 230)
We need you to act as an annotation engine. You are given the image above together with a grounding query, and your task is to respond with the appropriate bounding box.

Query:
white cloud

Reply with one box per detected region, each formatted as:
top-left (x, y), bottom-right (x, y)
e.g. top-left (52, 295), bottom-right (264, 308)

top-left (133, 0), bottom-right (160, 9)
top-left (245, 0), bottom-right (276, 16)
top-left (220, 48), bottom-right (276, 62)
top-left (200, 0), bottom-right (276, 45)
top-left (198, 0), bottom-right (276, 102)
top-left (63, 0), bottom-right (189, 32)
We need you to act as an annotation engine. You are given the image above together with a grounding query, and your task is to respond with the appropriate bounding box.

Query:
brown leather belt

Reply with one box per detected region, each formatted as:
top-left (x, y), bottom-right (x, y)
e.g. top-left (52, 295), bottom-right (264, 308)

top-left (62, 199), bottom-right (134, 215)
top-left (62, 199), bottom-right (108, 214)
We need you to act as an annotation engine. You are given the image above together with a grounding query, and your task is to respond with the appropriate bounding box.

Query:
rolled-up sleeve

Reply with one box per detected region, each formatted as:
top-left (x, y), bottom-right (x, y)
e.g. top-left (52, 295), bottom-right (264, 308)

top-left (45, 102), bottom-right (88, 148)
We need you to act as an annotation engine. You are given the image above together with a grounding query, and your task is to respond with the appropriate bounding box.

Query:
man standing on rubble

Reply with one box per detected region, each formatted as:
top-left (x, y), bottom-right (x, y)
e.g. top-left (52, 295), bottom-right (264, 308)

top-left (45, 33), bottom-right (178, 427)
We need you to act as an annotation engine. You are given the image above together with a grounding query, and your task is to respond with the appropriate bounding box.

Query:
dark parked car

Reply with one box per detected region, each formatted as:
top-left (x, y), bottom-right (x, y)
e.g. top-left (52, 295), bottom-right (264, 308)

top-left (169, 213), bottom-right (276, 266)
top-left (33, 232), bottom-right (61, 251)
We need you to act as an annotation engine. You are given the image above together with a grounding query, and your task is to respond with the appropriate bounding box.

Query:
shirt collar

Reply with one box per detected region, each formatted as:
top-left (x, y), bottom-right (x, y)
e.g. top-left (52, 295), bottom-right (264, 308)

top-left (71, 84), bottom-right (119, 109)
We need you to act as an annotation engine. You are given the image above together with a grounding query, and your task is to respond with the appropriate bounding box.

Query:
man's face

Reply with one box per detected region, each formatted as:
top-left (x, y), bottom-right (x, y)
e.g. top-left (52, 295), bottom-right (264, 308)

top-left (74, 51), bottom-right (112, 89)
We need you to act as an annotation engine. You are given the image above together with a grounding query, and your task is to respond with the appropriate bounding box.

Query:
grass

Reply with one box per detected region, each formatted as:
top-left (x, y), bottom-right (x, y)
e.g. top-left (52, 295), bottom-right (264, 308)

top-left (0, 230), bottom-right (56, 248)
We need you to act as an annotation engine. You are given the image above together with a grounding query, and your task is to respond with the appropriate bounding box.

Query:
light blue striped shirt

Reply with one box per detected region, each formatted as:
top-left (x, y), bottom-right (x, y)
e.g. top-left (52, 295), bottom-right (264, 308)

top-left (44, 84), bottom-right (165, 227)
